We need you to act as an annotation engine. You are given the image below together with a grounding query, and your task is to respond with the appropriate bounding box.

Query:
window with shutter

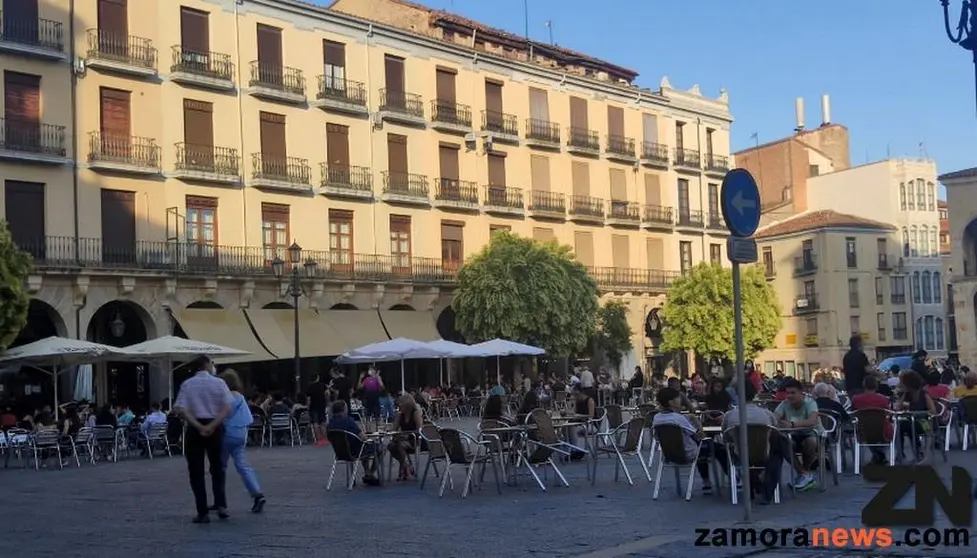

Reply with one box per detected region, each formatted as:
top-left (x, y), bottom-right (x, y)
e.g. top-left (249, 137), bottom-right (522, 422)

top-left (185, 195), bottom-right (218, 264)
top-left (4, 180), bottom-right (44, 257)
top-left (530, 155), bottom-right (550, 191)
top-left (485, 80), bottom-right (504, 116)
top-left (3, 72), bottom-right (40, 151)
top-left (532, 227), bottom-right (555, 243)
top-left (642, 114), bottom-right (658, 143)
top-left (677, 178), bottom-right (690, 218)
top-left (607, 106), bottom-right (624, 137)
top-left (322, 40), bottom-right (346, 91)
top-left (489, 224), bottom-right (510, 237)
top-left (3, 0), bottom-right (39, 45)
top-left (571, 161), bottom-right (590, 197)
top-left (611, 235), bottom-right (630, 268)
top-left (487, 153), bottom-right (506, 186)
top-left (261, 203), bottom-right (289, 263)
top-left (326, 123), bottom-right (350, 169)
top-left (256, 24), bottom-right (283, 85)
top-left (182, 99), bottom-right (214, 166)
top-left (644, 174), bottom-right (662, 205)
top-left (99, 87), bottom-right (131, 159)
top-left (646, 237), bottom-right (664, 269)
top-left (609, 169), bottom-right (627, 201)
top-left (441, 221), bottom-right (464, 271)
top-left (97, 0), bottom-right (128, 57)
top-left (436, 68), bottom-right (456, 103)
top-left (180, 7), bottom-right (209, 53)
top-left (100, 189), bottom-right (135, 264)
top-left (529, 88), bottom-right (549, 121)
top-left (259, 111), bottom-right (286, 174)
top-left (569, 96), bottom-right (588, 130)
top-left (390, 215), bottom-right (411, 274)
top-left (387, 134), bottom-right (408, 187)
top-left (574, 231), bottom-right (594, 267)
top-left (384, 55), bottom-right (405, 108)
top-left (329, 209), bottom-right (354, 271)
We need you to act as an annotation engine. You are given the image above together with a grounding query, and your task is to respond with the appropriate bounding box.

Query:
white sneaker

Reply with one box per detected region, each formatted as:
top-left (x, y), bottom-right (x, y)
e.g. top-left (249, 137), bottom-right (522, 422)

top-left (795, 472), bottom-right (815, 490)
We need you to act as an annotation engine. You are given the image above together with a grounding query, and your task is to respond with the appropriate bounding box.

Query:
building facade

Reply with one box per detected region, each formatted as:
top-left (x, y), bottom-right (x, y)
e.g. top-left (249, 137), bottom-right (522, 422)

top-left (939, 167), bottom-right (977, 366)
top-left (754, 210), bottom-right (907, 380)
top-left (1, 0), bottom-right (732, 405)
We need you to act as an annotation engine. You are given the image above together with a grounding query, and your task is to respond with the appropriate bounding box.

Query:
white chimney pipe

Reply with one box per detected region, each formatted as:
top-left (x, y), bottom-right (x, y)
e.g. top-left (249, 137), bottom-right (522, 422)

top-left (795, 97), bottom-right (805, 131)
top-left (821, 94), bottom-right (831, 126)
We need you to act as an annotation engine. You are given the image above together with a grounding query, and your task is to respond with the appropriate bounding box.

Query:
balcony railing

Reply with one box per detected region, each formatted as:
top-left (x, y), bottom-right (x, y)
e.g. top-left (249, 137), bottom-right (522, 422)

top-left (794, 294), bottom-right (819, 315)
top-left (570, 195), bottom-right (605, 218)
top-left (383, 171), bottom-right (429, 197)
top-left (706, 153), bottom-right (730, 173)
top-left (0, 118), bottom-right (66, 156)
top-left (567, 127), bottom-right (600, 151)
top-left (641, 142), bottom-right (669, 164)
top-left (249, 61), bottom-right (305, 95)
top-left (170, 46), bottom-right (234, 81)
top-left (643, 205), bottom-right (674, 225)
top-left (674, 147), bottom-right (701, 168)
top-left (320, 163), bottom-right (373, 192)
top-left (529, 190), bottom-right (566, 213)
top-left (435, 178), bottom-right (478, 203)
top-left (86, 29), bottom-right (156, 70)
top-left (316, 75), bottom-right (367, 106)
top-left (88, 132), bottom-right (160, 169)
top-left (525, 118), bottom-right (560, 144)
top-left (878, 254), bottom-right (892, 270)
top-left (585, 267), bottom-right (680, 291)
top-left (483, 185), bottom-right (523, 208)
top-left (606, 135), bottom-right (635, 157)
top-left (379, 89), bottom-right (424, 117)
top-left (608, 201), bottom-right (640, 222)
top-left (431, 100), bottom-right (472, 127)
top-left (707, 212), bottom-right (725, 230)
top-left (677, 210), bottom-right (704, 227)
top-left (251, 154), bottom-right (311, 185)
top-left (794, 254), bottom-right (818, 276)
top-left (481, 110), bottom-right (518, 136)
top-left (0, 12), bottom-right (64, 52)
top-left (174, 143), bottom-right (239, 176)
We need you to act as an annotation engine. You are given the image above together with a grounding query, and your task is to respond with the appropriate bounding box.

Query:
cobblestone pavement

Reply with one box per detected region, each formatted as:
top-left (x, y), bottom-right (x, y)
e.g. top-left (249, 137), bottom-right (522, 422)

top-left (0, 419), bottom-right (973, 558)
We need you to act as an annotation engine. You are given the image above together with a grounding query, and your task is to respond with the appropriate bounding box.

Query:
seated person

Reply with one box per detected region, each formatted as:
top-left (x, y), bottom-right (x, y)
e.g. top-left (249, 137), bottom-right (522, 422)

top-left (704, 378), bottom-right (732, 413)
top-left (721, 381), bottom-right (781, 504)
top-left (896, 371), bottom-right (935, 463)
top-left (666, 377), bottom-right (697, 412)
top-left (812, 383), bottom-right (849, 423)
top-left (140, 403), bottom-right (168, 435)
top-left (773, 378), bottom-right (821, 490)
top-left (327, 400), bottom-right (380, 486)
top-left (266, 392), bottom-right (291, 417)
top-left (516, 390), bottom-right (540, 424)
top-left (924, 372), bottom-right (951, 400)
top-left (952, 368), bottom-right (977, 399)
top-left (566, 386), bottom-right (596, 460)
top-left (116, 404), bottom-right (135, 427)
top-left (481, 394), bottom-right (506, 422)
top-left (850, 376), bottom-right (894, 465)
top-left (653, 387), bottom-right (727, 495)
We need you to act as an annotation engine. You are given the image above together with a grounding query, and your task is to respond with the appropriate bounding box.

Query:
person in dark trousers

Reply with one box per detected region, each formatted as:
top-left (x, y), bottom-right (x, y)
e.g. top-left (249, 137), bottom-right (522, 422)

top-left (173, 355), bottom-right (234, 524)
top-left (842, 334), bottom-right (876, 395)
top-left (307, 374), bottom-right (329, 445)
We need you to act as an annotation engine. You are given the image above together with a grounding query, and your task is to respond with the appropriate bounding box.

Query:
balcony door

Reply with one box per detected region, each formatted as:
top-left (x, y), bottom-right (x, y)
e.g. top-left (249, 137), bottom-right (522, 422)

top-left (3, 71), bottom-right (40, 151)
top-left (259, 111), bottom-right (286, 177)
top-left (677, 178), bottom-right (690, 220)
top-left (390, 215), bottom-right (411, 275)
top-left (708, 183), bottom-right (719, 219)
top-left (384, 55), bottom-right (405, 108)
top-left (185, 196), bottom-right (217, 268)
top-left (4, 181), bottom-right (44, 259)
top-left (261, 203), bottom-right (289, 265)
top-left (322, 40), bottom-right (346, 92)
top-left (328, 210), bottom-right (353, 273)
top-left (183, 99), bottom-right (214, 169)
top-left (97, 0), bottom-right (128, 59)
top-left (3, 0), bottom-right (39, 46)
top-left (485, 79), bottom-right (504, 130)
top-left (326, 123), bottom-right (350, 182)
top-left (435, 68), bottom-right (456, 119)
top-left (441, 222), bottom-right (464, 273)
top-left (100, 189), bottom-right (136, 264)
top-left (99, 87), bottom-right (131, 160)
top-left (256, 23), bottom-right (283, 86)
top-left (438, 144), bottom-right (460, 198)
top-left (487, 153), bottom-right (507, 204)
top-left (386, 133), bottom-right (408, 190)
top-left (179, 7), bottom-right (210, 73)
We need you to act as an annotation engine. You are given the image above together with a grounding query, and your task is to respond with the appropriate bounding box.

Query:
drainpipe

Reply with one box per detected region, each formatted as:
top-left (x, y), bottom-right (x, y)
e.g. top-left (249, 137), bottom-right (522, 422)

top-left (234, 1), bottom-right (248, 245)
top-left (696, 118), bottom-right (705, 262)
top-left (69, 0), bottom-right (82, 339)
top-left (366, 24), bottom-right (377, 253)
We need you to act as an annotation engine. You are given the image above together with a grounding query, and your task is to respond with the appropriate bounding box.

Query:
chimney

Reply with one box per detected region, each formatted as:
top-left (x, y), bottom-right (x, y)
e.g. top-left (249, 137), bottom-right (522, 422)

top-left (795, 97), bottom-right (805, 132)
top-left (821, 94), bottom-right (831, 126)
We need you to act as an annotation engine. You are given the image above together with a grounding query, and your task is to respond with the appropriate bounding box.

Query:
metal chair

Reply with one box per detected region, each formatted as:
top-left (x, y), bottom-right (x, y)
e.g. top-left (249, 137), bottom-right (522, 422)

top-left (722, 424), bottom-right (782, 505)
top-left (594, 417), bottom-right (650, 486)
top-left (418, 424), bottom-right (446, 490)
top-left (650, 424), bottom-right (701, 501)
top-left (268, 413), bottom-right (296, 446)
top-left (437, 427), bottom-right (501, 498)
top-left (139, 423), bottom-right (171, 458)
top-left (31, 428), bottom-right (63, 470)
top-left (70, 427), bottom-right (97, 466)
top-left (851, 408), bottom-right (896, 475)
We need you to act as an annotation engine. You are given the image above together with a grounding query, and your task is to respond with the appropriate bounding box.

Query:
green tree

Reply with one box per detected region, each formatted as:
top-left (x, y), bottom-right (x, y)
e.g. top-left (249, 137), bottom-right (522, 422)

top-left (452, 231), bottom-right (598, 357)
top-left (660, 262), bottom-right (781, 361)
top-left (594, 299), bottom-right (633, 369)
top-left (0, 222), bottom-right (32, 350)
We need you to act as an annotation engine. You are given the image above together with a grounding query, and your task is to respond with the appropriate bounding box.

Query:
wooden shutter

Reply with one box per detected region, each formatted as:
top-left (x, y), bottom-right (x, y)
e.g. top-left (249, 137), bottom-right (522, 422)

top-left (182, 99), bottom-right (214, 147)
top-left (607, 106), bottom-right (624, 137)
top-left (677, 179), bottom-right (689, 212)
top-left (387, 134), bottom-right (408, 174)
top-left (530, 155), bottom-right (550, 191)
top-left (3, 0), bottom-right (38, 43)
top-left (180, 7), bottom-right (209, 52)
top-left (529, 87), bottom-right (548, 120)
top-left (4, 181), bottom-right (44, 248)
top-left (256, 23), bottom-right (282, 65)
top-left (609, 168), bottom-right (627, 201)
top-left (3, 72), bottom-right (40, 122)
top-left (326, 123), bottom-right (349, 167)
top-left (323, 40), bottom-right (345, 66)
top-left (644, 173), bottom-right (661, 205)
top-left (532, 227), bottom-right (555, 243)
top-left (390, 215), bottom-right (411, 232)
top-left (487, 153), bottom-right (506, 186)
top-left (574, 231), bottom-right (594, 267)
top-left (99, 88), bottom-right (130, 136)
top-left (611, 234), bottom-right (630, 268)
top-left (642, 114), bottom-right (658, 142)
top-left (384, 55), bottom-right (405, 93)
top-left (485, 80), bottom-right (503, 114)
top-left (569, 96), bottom-right (588, 129)
top-left (441, 221), bottom-right (464, 241)
top-left (675, 122), bottom-right (685, 149)
top-left (438, 144), bottom-right (459, 180)
top-left (436, 68), bottom-right (456, 102)
top-left (259, 112), bottom-right (286, 158)
top-left (261, 202), bottom-right (289, 220)
top-left (571, 161), bottom-right (590, 197)
top-left (97, 0), bottom-right (128, 35)
top-left (646, 238), bottom-right (664, 269)
top-left (100, 189), bottom-right (135, 256)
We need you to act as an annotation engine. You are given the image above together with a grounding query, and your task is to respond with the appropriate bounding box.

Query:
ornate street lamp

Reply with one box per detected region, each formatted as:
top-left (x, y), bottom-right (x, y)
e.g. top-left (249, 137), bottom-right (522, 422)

top-left (272, 242), bottom-right (318, 397)
top-left (940, 0), bottom-right (977, 112)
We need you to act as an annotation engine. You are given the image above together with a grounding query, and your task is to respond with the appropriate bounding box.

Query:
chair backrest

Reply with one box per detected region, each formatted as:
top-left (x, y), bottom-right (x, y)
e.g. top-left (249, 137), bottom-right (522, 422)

top-left (529, 408), bottom-right (559, 444)
top-left (34, 428), bottom-right (59, 447)
top-left (326, 429), bottom-right (359, 462)
top-left (147, 422), bottom-right (167, 439)
top-left (269, 413), bottom-right (291, 428)
top-left (653, 424), bottom-right (691, 464)
top-left (296, 410), bottom-right (311, 426)
top-left (92, 425), bottom-right (116, 442)
top-left (960, 397), bottom-right (977, 425)
top-left (438, 428), bottom-right (471, 465)
top-left (851, 408), bottom-right (893, 444)
top-left (419, 424), bottom-right (445, 459)
top-left (637, 404), bottom-right (656, 420)
top-left (722, 424), bottom-right (773, 466)
top-left (74, 426), bottom-right (94, 444)
top-left (605, 405), bottom-right (623, 429)
top-left (618, 417), bottom-right (645, 452)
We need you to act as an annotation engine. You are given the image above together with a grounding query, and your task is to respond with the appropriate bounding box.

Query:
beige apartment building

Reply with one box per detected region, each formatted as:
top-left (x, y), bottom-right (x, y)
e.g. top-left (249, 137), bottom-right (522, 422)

top-left (939, 167), bottom-right (977, 366)
top-left (0, 0), bottom-right (732, 405)
top-left (753, 210), bottom-right (910, 380)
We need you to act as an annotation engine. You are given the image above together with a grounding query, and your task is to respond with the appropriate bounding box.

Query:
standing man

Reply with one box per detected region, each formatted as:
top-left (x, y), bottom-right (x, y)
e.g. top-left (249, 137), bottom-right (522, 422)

top-left (842, 334), bottom-right (876, 395)
top-left (173, 355), bottom-right (234, 524)
top-left (307, 373), bottom-right (328, 445)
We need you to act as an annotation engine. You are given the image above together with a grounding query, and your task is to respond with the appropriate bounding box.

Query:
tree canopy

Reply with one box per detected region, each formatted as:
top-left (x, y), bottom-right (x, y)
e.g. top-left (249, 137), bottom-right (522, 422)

top-left (451, 231), bottom-right (599, 357)
top-left (0, 222), bottom-right (32, 350)
top-left (595, 299), bottom-right (633, 369)
top-left (660, 263), bottom-right (781, 361)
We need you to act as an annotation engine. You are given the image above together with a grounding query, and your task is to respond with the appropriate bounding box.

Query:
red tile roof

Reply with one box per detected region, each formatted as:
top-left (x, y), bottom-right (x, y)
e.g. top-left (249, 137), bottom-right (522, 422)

top-left (755, 210), bottom-right (895, 240)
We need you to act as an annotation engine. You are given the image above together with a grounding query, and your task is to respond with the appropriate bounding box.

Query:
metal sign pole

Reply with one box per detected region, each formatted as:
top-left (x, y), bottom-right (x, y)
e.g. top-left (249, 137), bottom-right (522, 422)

top-left (732, 262), bottom-right (752, 521)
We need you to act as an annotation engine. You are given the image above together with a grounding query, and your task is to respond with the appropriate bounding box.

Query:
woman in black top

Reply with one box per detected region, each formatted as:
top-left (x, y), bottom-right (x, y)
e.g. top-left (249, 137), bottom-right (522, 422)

top-left (94, 405), bottom-right (117, 428)
top-left (387, 395), bottom-right (423, 480)
top-left (704, 378), bottom-right (731, 412)
top-left (516, 391), bottom-right (539, 423)
top-left (897, 371), bottom-right (936, 462)
top-left (482, 394), bottom-right (505, 420)
top-left (60, 406), bottom-right (82, 438)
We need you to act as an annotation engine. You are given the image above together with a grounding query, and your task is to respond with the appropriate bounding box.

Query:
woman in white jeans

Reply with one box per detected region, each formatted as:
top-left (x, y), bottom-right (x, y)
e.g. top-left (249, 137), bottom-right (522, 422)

top-left (218, 370), bottom-right (266, 513)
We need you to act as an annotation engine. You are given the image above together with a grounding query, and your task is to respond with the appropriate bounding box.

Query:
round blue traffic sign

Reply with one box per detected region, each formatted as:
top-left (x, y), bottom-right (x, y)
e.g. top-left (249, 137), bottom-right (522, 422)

top-left (720, 168), bottom-right (761, 238)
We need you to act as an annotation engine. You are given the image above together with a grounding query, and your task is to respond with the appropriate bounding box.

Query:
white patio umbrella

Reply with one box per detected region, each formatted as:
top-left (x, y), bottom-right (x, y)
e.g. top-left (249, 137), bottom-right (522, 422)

top-left (73, 364), bottom-right (93, 401)
top-left (336, 338), bottom-right (451, 393)
top-left (425, 339), bottom-right (483, 386)
top-left (124, 336), bottom-right (250, 403)
top-left (0, 337), bottom-right (129, 418)
top-left (470, 339), bottom-right (546, 384)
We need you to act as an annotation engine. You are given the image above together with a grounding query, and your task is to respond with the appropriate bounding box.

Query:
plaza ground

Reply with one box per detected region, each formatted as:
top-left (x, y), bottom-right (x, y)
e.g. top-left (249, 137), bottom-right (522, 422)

top-left (0, 419), bottom-right (973, 558)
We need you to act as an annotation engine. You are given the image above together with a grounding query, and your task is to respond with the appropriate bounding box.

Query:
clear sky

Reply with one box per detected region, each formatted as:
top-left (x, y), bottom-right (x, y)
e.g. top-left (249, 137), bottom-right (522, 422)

top-left (320, 0), bottom-right (977, 190)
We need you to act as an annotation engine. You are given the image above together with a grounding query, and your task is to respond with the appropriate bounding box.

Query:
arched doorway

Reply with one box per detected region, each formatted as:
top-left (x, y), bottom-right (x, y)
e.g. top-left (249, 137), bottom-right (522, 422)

top-left (330, 303), bottom-right (357, 310)
top-left (436, 306), bottom-right (464, 343)
top-left (963, 219), bottom-right (977, 276)
top-left (263, 302), bottom-right (292, 309)
top-left (187, 301), bottom-right (222, 309)
top-left (86, 301), bottom-right (153, 411)
top-left (10, 299), bottom-right (66, 347)
top-left (3, 300), bottom-right (68, 413)
top-left (390, 303), bottom-right (414, 311)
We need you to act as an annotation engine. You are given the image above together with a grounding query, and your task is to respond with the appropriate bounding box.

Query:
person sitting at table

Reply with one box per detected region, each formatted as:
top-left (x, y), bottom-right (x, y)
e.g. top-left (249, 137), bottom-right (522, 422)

top-left (952, 369), bottom-right (977, 399)
top-left (481, 394), bottom-right (506, 421)
top-left (654, 387), bottom-right (728, 496)
top-left (896, 371), bottom-right (935, 464)
top-left (388, 395), bottom-right (423, 481)
top-left (327, 400), bottom-right (380, 486)
top-left (92, 404), bottom-right (117, 428)
top-left (378, 390), bottom-right (395, 422)
top-left (516, 390), bottom-right (540, 424)
top-left (705, 378), bottom-right (731, 412)
top-left (141, 402), bottom-right (168, 435)
top-left (924, 372), bottom-right (951, 400)
top-left (266, 392), bottom-right (291, 417)
top-left (773, 378), bottom-right (821, 491)
top-left (567, 385), bottom-right (596, 461)
top-left (666, 377), bottom-right (696, 412)
top-left (0, 405), bottom-right (16, 429)
top-left (812, 383), bottom-right (849, 423)
top-left (721, 381), bottom-right (780, 503)
top-left (850, 376), bottom-right (894, 465)
top-left (59, 405), bottom-right (83, 439)
top-left (116, 404), bottom-right (135, 427)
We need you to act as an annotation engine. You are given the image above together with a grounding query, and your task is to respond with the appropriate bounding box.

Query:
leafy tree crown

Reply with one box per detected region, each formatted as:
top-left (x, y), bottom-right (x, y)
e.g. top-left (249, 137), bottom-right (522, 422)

top-left (0, 222), bottom-right (32, 350)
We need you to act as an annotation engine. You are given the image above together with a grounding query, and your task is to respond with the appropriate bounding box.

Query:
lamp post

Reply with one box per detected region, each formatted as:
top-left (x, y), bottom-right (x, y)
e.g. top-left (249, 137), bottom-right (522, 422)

top-left (939, 0), bottom-right (977, 113)
top-left (272, 242), bottom-right (318, 398)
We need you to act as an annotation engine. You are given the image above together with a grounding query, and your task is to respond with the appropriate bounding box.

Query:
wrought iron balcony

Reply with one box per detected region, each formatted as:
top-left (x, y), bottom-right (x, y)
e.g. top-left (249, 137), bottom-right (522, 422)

top-left (567, 127), bottom-right (600, 153)
top-left (170, 47), bottom-right (234, 85)
top-left (249, 61), bottom-right (305, 99)
top-left (606, 135), bottom-right (636, 159)
top-left (86, 29), bottom-right (157, 73)
top-left (642, 205), bottom-right (674, 227)
top-left (525, 118), bottom-right (561, 146)
top-left (569, 195), bottom-right (605, 219)
top-left (640, 142), bottom-right (669, 166)
top-left (706, 153), bottom-right (730, 173)
top-left (88, 132), bottom-right (160, 172)
top-left (674, 148), bottom-right (701, 169)
top-left (379, 89), bottom-right (424, 118)
top-left (431, 100), bottom-right (472, 129)
top-left (607, 201), bottom-right (640, 224)
top-left (586, 267), bottom-right (680, 292)
top-left (315, 75), bottom-right (367, 106)
top-left (382, 171), bottom-right (429, 199)
top-left (481, 110), bottom-right (518, 138)
top-left (707, 213), bottom-right (726, 230)
top-left (793, 294), bottom-right (819, 315)
top-left (529, 190), bottom-right (566, 215)
top-left (676, 209), bottom-right (705, 228)
top-left (174, 143), bottom-right (239, 179)
top-left (878, 254), bottom-right (893, 271)
top-left (435, 178), bottom-right (479, 204)
top-left (793, 254), bottom-right (818, 276)
top-left (319, 164), bottom-right (373, 197)
top-left (0, 12), bottom-right (65, 55)
top-left (0, 118), bottom-right (66, 158)
top-left (483, 185), bottom-right (524, 211)
top-left (251, 154), bottom-right (311, 189)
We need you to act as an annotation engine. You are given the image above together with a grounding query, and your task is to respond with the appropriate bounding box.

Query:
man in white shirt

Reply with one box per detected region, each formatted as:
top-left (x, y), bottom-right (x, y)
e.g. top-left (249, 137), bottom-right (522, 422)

top-left (140, 403), bottom-right (168, 435)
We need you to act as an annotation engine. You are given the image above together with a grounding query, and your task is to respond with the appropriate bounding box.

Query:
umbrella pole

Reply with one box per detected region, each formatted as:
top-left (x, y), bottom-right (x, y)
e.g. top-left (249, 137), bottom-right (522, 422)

top-left (400, 359), bottom-right (406, 395)
top-left (496, 355), bottom-right (501, 385)
top-left (53, 366), bottom-right (59, 421)
top-left (166, 358), bottom-right (174, 408)
top-left (439, 359), bottom-right (443, 388)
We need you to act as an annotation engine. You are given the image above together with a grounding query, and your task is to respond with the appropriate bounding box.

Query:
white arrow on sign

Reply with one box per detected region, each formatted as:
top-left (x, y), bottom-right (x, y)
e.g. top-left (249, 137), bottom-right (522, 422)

top-left (732, 190), bottom-right (757, 214)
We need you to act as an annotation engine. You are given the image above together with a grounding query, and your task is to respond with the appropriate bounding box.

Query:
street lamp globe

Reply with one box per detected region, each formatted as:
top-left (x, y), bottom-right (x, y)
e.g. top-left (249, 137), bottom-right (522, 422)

top-left (287, 242), bottom-right (302, 265)
top-left (303, 259), bottom-right (318, 278)
top-left (271, 257), bottom-right (285, 278)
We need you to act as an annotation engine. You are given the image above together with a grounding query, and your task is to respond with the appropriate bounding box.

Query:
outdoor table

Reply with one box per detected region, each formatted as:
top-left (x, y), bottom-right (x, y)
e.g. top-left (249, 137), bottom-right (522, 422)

top-left (363, 430), bottom-right (392, 485)
top-left (0, 431), bottom-right (30, 468)
top-left (481, 424), bottom-right (536, 486)
top-left (551, 416), bottom-right (599, 482)
top-left (699, 426), bottom-right (724, 496)
top-left (777, 426), bottom-right (827, 493)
